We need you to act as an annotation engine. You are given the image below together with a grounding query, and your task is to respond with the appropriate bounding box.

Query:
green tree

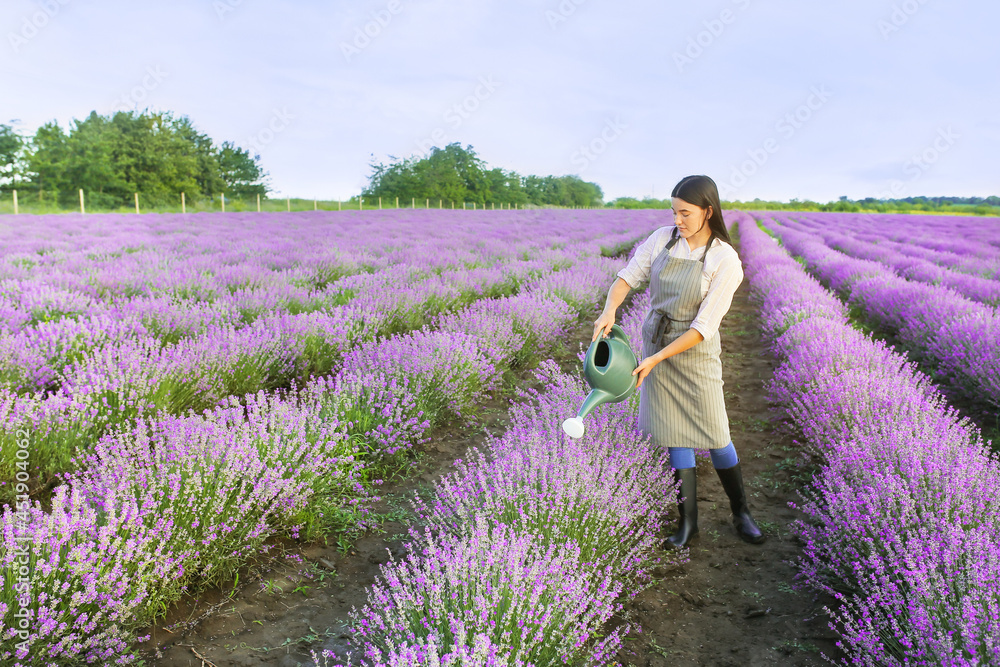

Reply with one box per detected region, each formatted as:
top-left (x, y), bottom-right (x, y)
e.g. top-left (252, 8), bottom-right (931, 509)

top-left (0, 124), bottom-right (23, 190)
top-left (63, 112), bottom-right (126, 208)
top-left (25, 121), bottom-right (70, 203)
top-left (363, 143), bottom-right (603, 208)
top-left (172, 115), bottom-right (225, 201)
top-left (218, 141), bottom-right (268, 198)
top-left (17, 110), bottom-right (265, 209)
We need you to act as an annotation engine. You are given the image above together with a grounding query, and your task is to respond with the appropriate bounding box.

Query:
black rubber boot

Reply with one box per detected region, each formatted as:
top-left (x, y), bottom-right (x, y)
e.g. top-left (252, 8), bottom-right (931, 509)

top-left (665, 467), bottom-right (699, 549)
top-left (715, 462), bottom-right (765, 544)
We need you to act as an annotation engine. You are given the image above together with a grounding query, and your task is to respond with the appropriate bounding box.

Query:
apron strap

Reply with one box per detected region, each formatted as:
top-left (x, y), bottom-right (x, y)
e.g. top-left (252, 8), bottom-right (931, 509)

top-left (668, 226), bottom-right (712, 265)
top-left (666, 226), bottom-right (681, 251)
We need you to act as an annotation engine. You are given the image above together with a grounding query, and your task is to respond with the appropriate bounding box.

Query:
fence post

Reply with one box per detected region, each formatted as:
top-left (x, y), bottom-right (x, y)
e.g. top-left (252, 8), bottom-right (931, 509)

top-left (426, 198), bottom-right (429, 209)
top-left (135, 192), bottom-right (140, 214)
top-left (79, 189), bottom-right (85, 214)
top-left (314, 199), bottom-right (317, 211)
top-left (221, 193), bottom-right (225, 212)
top-left (360, 197), bottom-right (363, 211)
top-left (338, 199), bottom-right (342, 211)
top-left (257, 193), bottom-right (261, 213)
top-left (181, 192), bottom-right (186, 214)
top-left (395, 196), bottom-right (399, 208)
top-left (12, 189), bottom-right (17, 214)
top-left (412, 197), bottom-right (415, 209)
top-left (286, 197), bottom-right (290, 212)
top-left (451, 201), bottom-right (454, 209)
top-left (379, 196), bottom-right (382, 210)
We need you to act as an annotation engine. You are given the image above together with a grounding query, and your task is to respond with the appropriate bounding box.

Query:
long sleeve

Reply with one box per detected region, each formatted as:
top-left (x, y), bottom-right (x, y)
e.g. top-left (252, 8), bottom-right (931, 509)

top-left (616, 227), bottom-right (667, 289)
top-left (690, 253), bottom-right (743, 340)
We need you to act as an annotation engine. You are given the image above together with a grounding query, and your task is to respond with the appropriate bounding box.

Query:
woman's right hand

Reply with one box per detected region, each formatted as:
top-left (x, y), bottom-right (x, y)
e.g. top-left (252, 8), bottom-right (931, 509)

top-left (592, 310), bottom-right (615, 341)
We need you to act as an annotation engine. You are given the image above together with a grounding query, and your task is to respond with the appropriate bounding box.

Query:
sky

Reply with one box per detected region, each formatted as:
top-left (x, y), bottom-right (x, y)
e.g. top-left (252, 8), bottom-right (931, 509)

top-left (1, 0), bottom-right (998, 203)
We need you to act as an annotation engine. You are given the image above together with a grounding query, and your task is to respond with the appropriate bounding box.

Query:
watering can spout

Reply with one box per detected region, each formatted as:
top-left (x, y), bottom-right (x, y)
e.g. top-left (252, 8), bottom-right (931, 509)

top-left (578, 388), bottom-right (614, 420)
top-left (561, 323), bottom-right (638, 439)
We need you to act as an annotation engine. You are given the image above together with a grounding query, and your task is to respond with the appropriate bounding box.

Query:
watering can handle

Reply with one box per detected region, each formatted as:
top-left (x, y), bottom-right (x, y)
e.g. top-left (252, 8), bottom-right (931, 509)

top-left (602, 323), bottom-right (627, 340)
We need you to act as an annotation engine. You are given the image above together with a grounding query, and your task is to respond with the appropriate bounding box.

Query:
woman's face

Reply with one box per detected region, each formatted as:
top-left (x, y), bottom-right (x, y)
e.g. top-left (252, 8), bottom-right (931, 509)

top-left (671, 197), bottom-right (712, 239)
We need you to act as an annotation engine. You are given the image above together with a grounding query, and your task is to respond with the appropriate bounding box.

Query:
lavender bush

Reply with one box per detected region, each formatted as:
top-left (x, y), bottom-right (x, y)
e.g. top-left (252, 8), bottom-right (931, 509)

top-left (411, 360), bottom-right (676, 589)
top-left (768, 213), bottom-right (1000, 304)
top-left (738, 210), bottom-right (1000, 666)
top-left (311, 632), bottom-right (527, 667)
top-left (345, 522), bottom-right (629, 666)
top-left (759, 214), bottom-right (1000, 409)
top-left (0, 485), bottom-right (165, 665)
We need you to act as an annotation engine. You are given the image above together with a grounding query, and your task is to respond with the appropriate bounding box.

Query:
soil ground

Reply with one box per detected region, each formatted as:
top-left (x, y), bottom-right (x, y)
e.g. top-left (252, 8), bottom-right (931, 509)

top-left (135, 278), bottom-right (847, 667)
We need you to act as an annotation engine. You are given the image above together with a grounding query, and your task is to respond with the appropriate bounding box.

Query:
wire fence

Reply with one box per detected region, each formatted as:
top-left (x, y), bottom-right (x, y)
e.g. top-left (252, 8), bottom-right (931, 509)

top-left (0, 189), bottom-right (606, 215)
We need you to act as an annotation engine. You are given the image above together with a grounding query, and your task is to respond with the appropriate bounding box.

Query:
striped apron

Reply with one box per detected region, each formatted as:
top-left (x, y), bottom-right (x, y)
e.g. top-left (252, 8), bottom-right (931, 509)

top-left (638, 230), bottom-right (730, 450)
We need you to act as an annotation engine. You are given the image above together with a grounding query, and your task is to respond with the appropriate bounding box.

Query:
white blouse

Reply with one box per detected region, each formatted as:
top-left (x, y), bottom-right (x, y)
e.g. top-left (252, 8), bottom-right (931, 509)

top-left (616, 225), bottom-right (744, 341)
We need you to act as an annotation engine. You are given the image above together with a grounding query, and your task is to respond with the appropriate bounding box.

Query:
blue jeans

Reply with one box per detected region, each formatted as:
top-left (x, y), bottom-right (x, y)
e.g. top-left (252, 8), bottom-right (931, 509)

top-left (669, 441), bottom-right (739, 470)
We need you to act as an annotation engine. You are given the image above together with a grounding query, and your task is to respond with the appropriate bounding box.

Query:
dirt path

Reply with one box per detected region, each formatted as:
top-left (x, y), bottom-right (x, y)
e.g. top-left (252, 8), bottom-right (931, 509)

top-left (137, 281), bottom-right (847, 667)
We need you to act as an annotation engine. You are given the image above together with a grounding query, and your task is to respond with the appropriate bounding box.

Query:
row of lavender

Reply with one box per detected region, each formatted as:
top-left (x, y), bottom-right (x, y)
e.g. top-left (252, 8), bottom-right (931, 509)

top-left (766, 212), bottom-right (1000, 305)
top-left (821, 210), bottom-right (1000, 276)
top-left (757, 213), bottom-right (1000, 409)
top-left (0, 213), bottom-right (641, 664)
top-left (309, 288), bottom-right (682, 667)
top-left (0, 209), bottom-right (650, 391)
top-left (735, 210), bottom-right (999, 665)
top-left (0, 210), bottom-right (655, 500)
top-left (0, 259), bottom-right (550, 500)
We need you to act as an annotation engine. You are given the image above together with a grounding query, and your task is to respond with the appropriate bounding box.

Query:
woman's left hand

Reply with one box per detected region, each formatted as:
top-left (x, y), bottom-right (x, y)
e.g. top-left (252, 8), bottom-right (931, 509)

top-left (633, 354), bottom-right (662, 389)
top-left (633, 329), bottom-right (703, 388)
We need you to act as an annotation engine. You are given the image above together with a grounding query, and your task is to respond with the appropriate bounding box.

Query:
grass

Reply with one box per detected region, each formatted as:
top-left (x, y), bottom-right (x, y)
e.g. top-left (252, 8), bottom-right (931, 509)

top-left (733, 415), bottom-right (772, 433)
top-left (773, 639), bottom-right (821, 654)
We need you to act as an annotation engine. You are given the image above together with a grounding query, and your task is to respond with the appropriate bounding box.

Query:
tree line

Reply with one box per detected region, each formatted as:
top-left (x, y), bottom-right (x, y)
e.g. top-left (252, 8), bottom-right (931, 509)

top-left (610, 195), bottom-right (1000, 216)
top-left (0, 111), bottom-right (269, 209)
top-left (360, 143), bottom-right (604, 208)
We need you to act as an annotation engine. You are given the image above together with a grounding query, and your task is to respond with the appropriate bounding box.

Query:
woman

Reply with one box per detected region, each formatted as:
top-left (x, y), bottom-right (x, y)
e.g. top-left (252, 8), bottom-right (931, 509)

top-left (593, 175), bottom-right (765, 549)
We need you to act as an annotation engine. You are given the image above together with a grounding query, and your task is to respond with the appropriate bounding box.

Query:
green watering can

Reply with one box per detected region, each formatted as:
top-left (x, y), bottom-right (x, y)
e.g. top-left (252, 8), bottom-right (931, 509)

top-left (562, 323), bottom-right (638, 439)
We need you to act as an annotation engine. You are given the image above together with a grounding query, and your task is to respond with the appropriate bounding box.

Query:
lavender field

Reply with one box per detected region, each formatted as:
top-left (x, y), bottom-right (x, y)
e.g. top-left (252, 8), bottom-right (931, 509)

top-left (0, 208), bottom-right (663, 665)
top-left (738, 210), bottom-right (999, 666)
top-left (1, 208), bottom-right (998, 666)
top-left (756, 211), bottom-right (1000, 414)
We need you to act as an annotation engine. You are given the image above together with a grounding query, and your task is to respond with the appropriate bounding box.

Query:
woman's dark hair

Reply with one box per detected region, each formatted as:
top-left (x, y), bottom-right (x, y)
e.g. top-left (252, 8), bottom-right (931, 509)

top-left (671, 175), bottom-right (734, 248)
